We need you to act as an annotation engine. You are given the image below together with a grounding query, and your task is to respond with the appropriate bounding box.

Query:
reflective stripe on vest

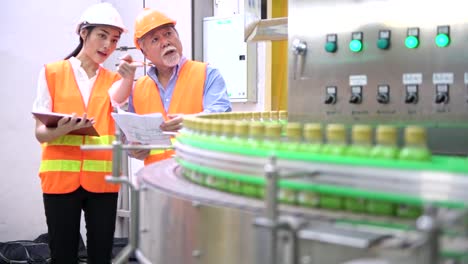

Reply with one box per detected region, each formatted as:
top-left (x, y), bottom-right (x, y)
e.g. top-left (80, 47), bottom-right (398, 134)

top-left (39, 160), bottom-right (112, 173)
top-left (83, 160), bottom-right (112, 172)
top-left (40, 160), bottom-right (81, 172)
top-left (45, 135), bottom-right (114, 146)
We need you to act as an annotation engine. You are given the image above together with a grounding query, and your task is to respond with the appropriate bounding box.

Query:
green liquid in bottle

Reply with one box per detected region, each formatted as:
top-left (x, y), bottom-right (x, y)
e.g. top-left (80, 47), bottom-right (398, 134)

top-left (281, 122), bottom-right (302, 152)
top-left (299, 123), bottom-right (323, 154)
top-left (399, 126), bottom-right (431, 162)
top-left (298, 191), bottom-right (320, 208)
top-left (370, 125), bottom-right (399, 160)
top-left (322, 124), bottom-right (348, 156)
top-left (278, 188), bottom-right (296, 204)
top-left (347, 125), bottom-right (372, 158)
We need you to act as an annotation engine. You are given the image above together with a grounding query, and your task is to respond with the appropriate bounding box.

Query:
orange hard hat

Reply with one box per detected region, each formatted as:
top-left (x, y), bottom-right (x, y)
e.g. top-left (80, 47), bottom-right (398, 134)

top-left (134, 8), bottom-right (177, 50)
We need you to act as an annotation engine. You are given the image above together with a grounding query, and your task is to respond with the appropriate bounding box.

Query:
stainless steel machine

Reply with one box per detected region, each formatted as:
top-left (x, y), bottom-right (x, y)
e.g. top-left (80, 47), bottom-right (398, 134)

top-left (90, 1), bottom-right (468, 264)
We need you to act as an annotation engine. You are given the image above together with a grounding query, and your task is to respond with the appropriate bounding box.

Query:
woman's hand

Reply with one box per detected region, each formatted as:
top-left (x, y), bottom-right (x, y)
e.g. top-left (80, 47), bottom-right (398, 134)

top-left (56, 113), bottom-right (94, 134)
top-left (35, 113), bottom-right (95, 143)
top-left (117, 54), bottom-right (137, 80)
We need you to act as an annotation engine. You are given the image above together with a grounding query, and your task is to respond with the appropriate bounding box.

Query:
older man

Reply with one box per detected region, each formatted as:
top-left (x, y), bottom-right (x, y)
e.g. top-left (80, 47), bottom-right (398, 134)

top-left (128, 8), bottom-right (232, 165)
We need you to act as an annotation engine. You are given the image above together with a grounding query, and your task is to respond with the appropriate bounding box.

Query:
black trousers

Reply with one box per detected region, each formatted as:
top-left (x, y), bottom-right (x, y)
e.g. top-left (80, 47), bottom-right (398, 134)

top-left (43, 186), bottom-right (118, 264)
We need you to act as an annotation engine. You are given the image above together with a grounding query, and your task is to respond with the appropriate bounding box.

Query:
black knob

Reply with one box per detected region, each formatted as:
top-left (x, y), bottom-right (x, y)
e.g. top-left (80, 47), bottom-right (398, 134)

top-left (377, 93), bottom-right (389, 104)
top-left (405, 93), bottom-right (418, 104)
top-left (324, 94), bottom-right (336, 104)
top-left (435, 93), bottom-right (449, 104)
top-left (349, 94), bottom-right (362, 104)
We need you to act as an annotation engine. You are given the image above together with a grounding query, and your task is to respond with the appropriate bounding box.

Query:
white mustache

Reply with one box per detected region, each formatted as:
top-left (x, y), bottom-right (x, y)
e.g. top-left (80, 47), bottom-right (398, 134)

top-left (162, 46), bottom-right (176, 56)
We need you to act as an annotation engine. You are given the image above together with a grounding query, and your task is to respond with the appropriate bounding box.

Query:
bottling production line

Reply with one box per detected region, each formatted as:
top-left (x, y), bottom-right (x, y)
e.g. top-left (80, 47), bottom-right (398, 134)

top-left (84, 0), bottom-right (468, 263)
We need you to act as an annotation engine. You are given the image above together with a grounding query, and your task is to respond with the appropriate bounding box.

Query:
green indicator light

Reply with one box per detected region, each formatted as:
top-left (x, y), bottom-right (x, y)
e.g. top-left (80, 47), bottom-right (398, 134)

top-left (325, 42), bottom-right (337, 53)
top-left (405, 36), bottom-right (419, 49)
top-left (349, 39), bottom-right (362, 52)
top-left (377, 38), bottom-right (390, 50)
top-left (435, 34), bottom-right (450, 47)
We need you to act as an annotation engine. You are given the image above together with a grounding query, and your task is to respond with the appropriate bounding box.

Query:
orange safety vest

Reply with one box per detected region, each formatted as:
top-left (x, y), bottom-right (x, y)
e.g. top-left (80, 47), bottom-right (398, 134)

top-left (133, 60), bottom-right (206, 165)
top-left (39, 60), bottom-right (120, 194)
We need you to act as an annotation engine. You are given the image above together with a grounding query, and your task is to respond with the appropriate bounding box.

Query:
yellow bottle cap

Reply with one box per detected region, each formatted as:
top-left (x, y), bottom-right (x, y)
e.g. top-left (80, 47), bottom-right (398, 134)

top-left (261, 111), bottom-right (271, 121)
top-left (278, 110), bottom-right (288, 120)
top-left (253, 112), bottom-right (262, 121)
top-left (221, 120), bottom-right (235, 136)
top-left (352, 125), bottom-right (372, 143)
top-left (243, 112), bottom-right (253, 120)
top-left (326, 124), bottom-right (346, 142)
top-left (304, 123), bottom-right (322, 141)
top-left (265, 123), bottom-right (282, 138)
top-left (375, 125), bottom-right (397, 145)
top-left (270, 110), bottom-right (279, 121)
top-left (234, 121), bottom-right (249, 137)
top-left (201, 119), bottom-right (212, 134)
top-left (193, 118), bottom-right (201, 133)
top-left (211, 120), bottom-right (222, 135)
top-left (249, 122), bottom-right (265, 137)
top-left (404, 126), bottom-right (427, 145)
top-left (286, 122), bottom-right (302, 140)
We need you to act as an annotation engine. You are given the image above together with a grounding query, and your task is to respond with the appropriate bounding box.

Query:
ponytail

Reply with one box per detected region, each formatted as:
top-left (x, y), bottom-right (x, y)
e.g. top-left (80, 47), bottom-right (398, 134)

top-left (64, 38), bottom-right (83, 60)
top-left (64, 26), bottom-right (96, 60)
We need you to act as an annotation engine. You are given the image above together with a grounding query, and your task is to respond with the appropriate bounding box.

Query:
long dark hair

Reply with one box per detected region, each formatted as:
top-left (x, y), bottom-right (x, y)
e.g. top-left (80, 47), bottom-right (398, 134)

top-left (64, 25), bottom-right (95, 60)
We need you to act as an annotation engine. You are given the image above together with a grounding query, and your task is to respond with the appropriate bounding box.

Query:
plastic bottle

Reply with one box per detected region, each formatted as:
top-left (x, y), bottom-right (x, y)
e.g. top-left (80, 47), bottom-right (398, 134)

top-left (398, 126), bottom-right (431, 161)
top-left (243, 112), bottom-right (253, 121)
top-left (261, 111), bottom-right (271, 123)
top-left (209, 120), bottom-right (222, 142)
top-left (299, 123), bottom-right (323, 154)
top-left (346, 125), bottom-right (373, 158)
top-left (281, 122), bottom-right (303, 152)
top-left (263, 123), bottom-right (283, 150)
top-left (220, 120), bottom-right (235, 142)
top-left (278, 110), bottom-right (288, 125)
top-left (343, 126), bottom-right (373, 212)
top-left (225, 122), bottom-right (249, 195)
top-left (370, 125), bottom-right (399, 159)
top-left (231, 121), bottom-right (249, 147)
top-left (322, 124), bottom-right (348, 156)
top-left (246, 123), bottom-right (265, 149)
top-left (367, 125), bottom-right (399, 216)
top-left (270, 111), bottom-right (279, 123)
top-left (252, 112), bottom-right (262, 122)
top-left (241, 123), bottom-right (265, 197)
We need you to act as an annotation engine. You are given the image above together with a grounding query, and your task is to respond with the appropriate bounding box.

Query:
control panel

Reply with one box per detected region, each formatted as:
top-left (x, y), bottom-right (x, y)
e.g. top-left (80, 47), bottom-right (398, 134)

top-left (288, 0), bottom-right (468, 154)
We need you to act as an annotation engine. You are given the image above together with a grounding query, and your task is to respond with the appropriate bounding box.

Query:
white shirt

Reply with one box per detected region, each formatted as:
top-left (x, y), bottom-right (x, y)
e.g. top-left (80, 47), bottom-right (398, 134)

top-left (32, 57), bottom-right (122, 112)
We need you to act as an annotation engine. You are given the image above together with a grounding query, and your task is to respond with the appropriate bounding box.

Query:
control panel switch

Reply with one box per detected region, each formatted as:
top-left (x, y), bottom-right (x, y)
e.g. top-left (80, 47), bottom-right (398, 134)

top-left (435, 84), bottom-right (449, 104)
top-left (324, 86), bottom-right (337, 105)
top-left (325, 34), bottom-right (338, 53)
top-left (349, 32), bottom-right (363, 53)
top-left (405, 85), bottom-right (418, 104)
top-left (377, 85), bottom-right (390, 104)
top-left (377, 30), bottom-right (391, 50)
top-left (349, 86), bottom-right (362, 104)
top-left (405, 28), bottom-right (420, 49)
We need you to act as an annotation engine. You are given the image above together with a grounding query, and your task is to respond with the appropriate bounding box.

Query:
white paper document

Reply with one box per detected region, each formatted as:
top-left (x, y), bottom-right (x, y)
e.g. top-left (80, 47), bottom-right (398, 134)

top-left (111, 109), bottom-right (172, 145)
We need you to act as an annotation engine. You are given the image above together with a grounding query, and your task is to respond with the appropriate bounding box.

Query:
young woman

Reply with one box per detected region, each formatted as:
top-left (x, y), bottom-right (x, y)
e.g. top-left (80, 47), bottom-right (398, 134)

top-left (32, 3), bottom-right (136, 263)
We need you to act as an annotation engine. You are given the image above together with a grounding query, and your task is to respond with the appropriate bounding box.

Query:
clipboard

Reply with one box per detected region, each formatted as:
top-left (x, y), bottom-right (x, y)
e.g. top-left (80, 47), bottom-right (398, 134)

top-left (32, 111), bottom-right (100, 137)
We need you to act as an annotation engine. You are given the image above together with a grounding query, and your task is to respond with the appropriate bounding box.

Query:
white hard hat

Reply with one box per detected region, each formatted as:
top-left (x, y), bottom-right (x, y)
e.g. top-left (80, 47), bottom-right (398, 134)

top-left (76, 3), bottom-right (127, 34)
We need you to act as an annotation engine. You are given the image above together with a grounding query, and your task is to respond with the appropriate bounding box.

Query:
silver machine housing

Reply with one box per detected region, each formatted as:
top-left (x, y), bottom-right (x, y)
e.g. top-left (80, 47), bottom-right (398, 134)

top-left (288, 0), bottom-right (468, 155)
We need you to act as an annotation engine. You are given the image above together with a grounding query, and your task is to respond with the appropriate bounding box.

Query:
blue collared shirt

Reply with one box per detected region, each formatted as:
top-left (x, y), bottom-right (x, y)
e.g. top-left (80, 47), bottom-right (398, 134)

top-left (128, 56), bottom-right (232, 113)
